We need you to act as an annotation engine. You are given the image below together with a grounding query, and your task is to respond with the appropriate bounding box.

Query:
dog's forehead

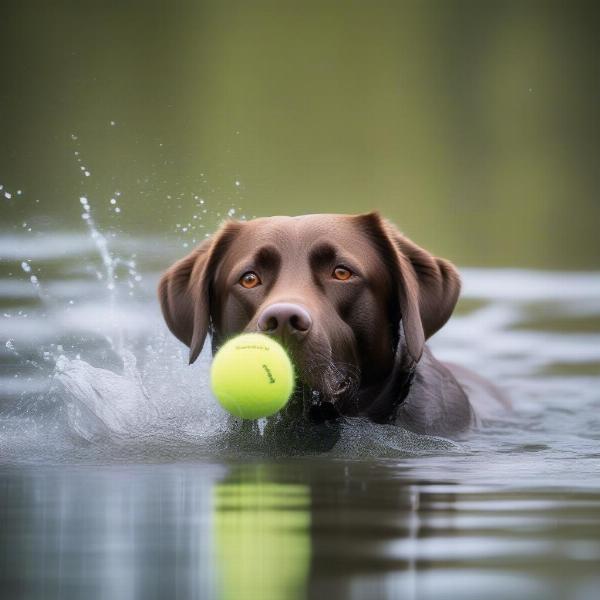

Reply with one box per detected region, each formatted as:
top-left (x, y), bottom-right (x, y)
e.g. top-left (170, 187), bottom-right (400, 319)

top-left (231, 214), bottom-right (378, 257)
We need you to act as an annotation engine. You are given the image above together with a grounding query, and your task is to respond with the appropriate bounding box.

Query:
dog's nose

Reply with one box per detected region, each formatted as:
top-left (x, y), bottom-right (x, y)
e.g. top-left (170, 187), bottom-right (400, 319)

top-left (257, 302), bottom-right (312, 339)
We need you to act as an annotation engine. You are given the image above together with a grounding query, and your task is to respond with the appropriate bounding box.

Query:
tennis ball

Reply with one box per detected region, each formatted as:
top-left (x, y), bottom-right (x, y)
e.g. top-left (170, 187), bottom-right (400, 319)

top-left (210, 333), bottom-right (295, 419)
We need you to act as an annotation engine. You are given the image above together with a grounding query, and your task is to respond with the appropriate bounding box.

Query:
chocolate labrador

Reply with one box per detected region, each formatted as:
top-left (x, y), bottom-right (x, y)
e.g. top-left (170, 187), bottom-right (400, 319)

top-left (159, 212), bottom-right (498, 437)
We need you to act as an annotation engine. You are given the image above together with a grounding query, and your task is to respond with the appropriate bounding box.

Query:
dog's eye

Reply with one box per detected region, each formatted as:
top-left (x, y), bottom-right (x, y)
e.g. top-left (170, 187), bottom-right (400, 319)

top-left (239, 271), bottom-right (261, 289)
top-left (333, 266), bottom-right (352, 281)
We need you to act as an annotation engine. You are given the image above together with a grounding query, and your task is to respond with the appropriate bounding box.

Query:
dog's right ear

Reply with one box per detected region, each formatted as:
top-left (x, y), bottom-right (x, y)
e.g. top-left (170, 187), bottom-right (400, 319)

top-left (158, 221), bottom-right (241, 364)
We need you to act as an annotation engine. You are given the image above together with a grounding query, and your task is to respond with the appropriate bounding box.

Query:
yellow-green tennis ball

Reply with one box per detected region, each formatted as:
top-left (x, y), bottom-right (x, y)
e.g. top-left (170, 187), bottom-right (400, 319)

top-left (210, 333), bottom-right (295, 419)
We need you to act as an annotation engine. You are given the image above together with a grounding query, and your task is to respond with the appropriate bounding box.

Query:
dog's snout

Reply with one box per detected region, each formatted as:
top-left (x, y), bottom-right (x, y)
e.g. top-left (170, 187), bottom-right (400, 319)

top-left (257, 302), bottom-right (312, 339)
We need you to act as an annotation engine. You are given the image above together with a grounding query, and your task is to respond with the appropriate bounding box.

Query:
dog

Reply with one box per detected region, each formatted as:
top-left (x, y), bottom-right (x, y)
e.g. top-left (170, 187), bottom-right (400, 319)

top-left (159, 212), bottom-right (504, 437)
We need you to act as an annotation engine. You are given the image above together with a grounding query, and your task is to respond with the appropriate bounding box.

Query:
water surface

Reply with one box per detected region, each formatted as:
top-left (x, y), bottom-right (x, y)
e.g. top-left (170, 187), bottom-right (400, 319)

top-left (1, 228), bottom-right (599, 599)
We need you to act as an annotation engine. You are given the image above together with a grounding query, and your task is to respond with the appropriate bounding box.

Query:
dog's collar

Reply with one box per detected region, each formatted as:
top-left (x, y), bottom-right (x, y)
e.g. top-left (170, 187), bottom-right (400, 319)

top-left (366, 360), bottom-right (416, 423)
top-left (365, 320), bottom-right (419, 423)
top-left (390, 362), bottom-right (416, 416)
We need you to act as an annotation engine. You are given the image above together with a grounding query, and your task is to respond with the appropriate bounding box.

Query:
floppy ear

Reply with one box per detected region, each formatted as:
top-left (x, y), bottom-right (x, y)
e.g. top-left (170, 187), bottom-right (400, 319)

top-left (356, 212), bottom-right (461, 364)
top-left (158, 221), bottom-right (241, 364)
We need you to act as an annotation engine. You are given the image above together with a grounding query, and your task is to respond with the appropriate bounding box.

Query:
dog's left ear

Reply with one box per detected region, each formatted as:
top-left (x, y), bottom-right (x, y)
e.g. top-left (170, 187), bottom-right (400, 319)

top-left (356, 211), bottom-right (461, 364)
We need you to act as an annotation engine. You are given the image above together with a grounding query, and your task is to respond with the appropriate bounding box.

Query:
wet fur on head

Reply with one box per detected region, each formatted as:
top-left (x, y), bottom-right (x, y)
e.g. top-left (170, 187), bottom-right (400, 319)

top-left (158, 212), bottom-right (462, 423)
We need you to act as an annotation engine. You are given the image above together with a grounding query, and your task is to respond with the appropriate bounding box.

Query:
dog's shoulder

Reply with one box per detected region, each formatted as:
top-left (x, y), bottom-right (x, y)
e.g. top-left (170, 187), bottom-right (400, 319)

top-left (396, 346), bottom-right (475, 437)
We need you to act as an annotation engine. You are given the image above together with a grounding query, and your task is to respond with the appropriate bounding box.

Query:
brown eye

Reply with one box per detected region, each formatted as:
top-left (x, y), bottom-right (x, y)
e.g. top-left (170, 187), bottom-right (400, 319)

top-left (333, 266), bottom-right (352, 281)
top-left (239, 271), bottom-right (261, 289)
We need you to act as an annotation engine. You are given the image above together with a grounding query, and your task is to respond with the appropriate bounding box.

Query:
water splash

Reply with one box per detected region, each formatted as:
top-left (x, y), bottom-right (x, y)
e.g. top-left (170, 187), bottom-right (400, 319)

top-left (56, 352), bottom-right (155, 441)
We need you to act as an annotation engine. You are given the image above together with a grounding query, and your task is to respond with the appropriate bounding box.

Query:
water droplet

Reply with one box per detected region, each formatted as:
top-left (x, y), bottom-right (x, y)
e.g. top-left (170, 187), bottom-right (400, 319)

top-left (110, 198), bottom-right (116, 205)
top-left (21, 261), bottom-right (31, 273)
top-left (257, 418), bottom-right (266, 435)
top-left (4, 192), bottom-right (12, 199)
top-left (115, 207), bottom-right (121, 213)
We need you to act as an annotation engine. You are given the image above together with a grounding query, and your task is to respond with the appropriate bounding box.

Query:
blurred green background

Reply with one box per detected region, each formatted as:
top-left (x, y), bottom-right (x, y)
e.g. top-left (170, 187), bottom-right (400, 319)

top-left (1, 0), bottom-right (599, 268)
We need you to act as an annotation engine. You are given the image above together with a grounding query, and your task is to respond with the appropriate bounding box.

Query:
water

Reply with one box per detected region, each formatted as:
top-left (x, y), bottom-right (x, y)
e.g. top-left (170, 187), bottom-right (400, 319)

top-left (1, 218), bottom-right (599, 599)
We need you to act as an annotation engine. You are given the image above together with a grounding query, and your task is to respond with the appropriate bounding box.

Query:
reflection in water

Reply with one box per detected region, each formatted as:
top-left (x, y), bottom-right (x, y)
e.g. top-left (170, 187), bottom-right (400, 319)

top-left (1, 460), bottom-right (600, 599)
top-left (0, 465), bottom-right (223, 600)
top-left (0, 463), bottom-right (314, 600)
top-left (213, 471), bottom-right (310, 600)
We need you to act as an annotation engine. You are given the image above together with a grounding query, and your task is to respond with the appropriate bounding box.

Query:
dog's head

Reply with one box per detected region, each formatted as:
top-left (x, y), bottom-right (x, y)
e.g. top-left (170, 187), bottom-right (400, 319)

top-left (158, 212), bottom-right (460, 418)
